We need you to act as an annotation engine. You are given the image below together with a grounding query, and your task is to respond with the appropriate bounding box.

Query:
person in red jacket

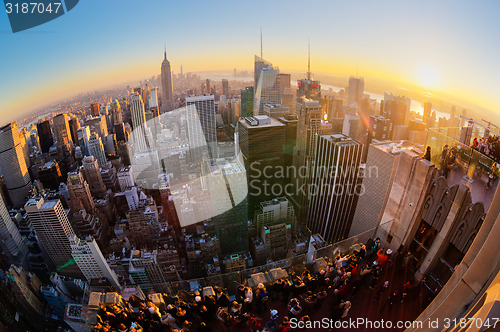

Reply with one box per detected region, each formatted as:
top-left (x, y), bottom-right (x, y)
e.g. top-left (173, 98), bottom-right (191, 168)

top-left (376, 249), bottom-right (388, 268)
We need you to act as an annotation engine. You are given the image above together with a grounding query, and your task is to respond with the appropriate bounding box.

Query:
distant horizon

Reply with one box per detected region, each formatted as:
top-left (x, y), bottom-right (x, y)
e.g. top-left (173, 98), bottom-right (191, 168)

top-left (2, 1), bottom-right (500, 125)
top-left (14, 66), bottom-right (495, 128)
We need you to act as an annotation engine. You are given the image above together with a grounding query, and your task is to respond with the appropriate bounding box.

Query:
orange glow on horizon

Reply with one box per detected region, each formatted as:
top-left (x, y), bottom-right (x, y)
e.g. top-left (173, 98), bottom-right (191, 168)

top-left (4, 53), bottom-right (499, 124)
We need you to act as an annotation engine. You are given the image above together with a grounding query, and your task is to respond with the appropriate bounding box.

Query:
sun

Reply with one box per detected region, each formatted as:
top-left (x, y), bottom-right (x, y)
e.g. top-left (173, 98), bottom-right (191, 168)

top-left (418, 66), bottom-right (438, 87)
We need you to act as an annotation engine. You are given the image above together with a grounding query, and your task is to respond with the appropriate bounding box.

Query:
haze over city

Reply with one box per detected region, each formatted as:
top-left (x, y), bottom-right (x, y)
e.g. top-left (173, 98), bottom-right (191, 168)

top-left (2, 0), bottom-right (500, 123)
top-left (1, 1), bottom-right (500, 331)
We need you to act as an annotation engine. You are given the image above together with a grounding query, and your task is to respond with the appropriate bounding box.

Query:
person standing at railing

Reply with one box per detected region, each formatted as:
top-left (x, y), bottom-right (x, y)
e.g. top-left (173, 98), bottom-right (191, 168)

top-left (243, 287), bottom-right (253, 313)
top-left (423, 146), bottom-right (431, 161)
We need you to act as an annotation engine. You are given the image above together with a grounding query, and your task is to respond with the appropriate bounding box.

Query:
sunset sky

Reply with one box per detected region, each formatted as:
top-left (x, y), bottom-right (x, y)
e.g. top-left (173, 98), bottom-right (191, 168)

top-left (1, 0), bottom-right (499, 122)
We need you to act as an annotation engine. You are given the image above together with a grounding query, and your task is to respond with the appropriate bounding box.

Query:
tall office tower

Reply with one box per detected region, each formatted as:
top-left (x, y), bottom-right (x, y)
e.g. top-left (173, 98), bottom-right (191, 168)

top-left (226, 99), bottom-right (240, 127)
top-left (19, 130), bottom-right (31, 168)
top-left (53, 113), bottom-right (74, 157)
top-left (103, 134), bottom-right (117, 156)
top-left (370, 115), bottom-right (392, 141)
top-left (37, 120), bottom-right (53, 153)
top-left (279, 73), bottom-right (295, 113)
top-left (77, 126), bottom-right (91, 156)
top-left (67, 171), bottom-right (95, 214)
top-left (241, 87), bottom-right (254, 118)
top-left (130, 93), bottom-right (150, 152)
top-left (291, 99), bottom-right (323, 220)
top-left (161, 49), bottom-right (174, 112)
top-left (350, 141), bottom-right (420, 237)
top-left (28, 131), bottom-right (41, 154)
top-left (0, 122), bottom-right (32, 208)
top-left (254, 66), bottom-right (281, 114)
top-left (111, 100), bottom-right (123, 126)
top-left (82, 156), bottom-right (107, 198)
top-left (279, 73), bottom-right (291, 96)
top-left (148, 87), bottom-right (159, 110)
top-left (342, 113), bottom-right (361, 140)
top-left (186, 95), bottom-right (217, 158)
top-left (6, 265), bottom-right (42, 314)
top-left (202, 157), bottom-right (248, 254)
top-left (117, 166), bottom-right (134, 191)
top-left (347, 76), bottom-right (364, 106)
top-left (100, 163), bottom-right (120, 192)
top-left (381, 93), bottom-right (411, 126)
top-left (85, 115), bottom-right (108, 140)
top-left (126, 209), bottom-right (153, 249)
top-left (277, 114), bottom-right (298, 177)
top-left (205, 79), bottom-right (211, 94)
top-left (0, 193), bottom-right (25, 265)
top-left (114, 123), bottom-right (127, 142)
top-left (262, 104), bottom-right (289, 119)
top-left (254, 55), bottom-right (272, 92)
top-left (68, 117), bottom-right (81, 144)
top-left (423, 101), bottom-right (432, 124)
top-left (24, 197), bottom-right (82, 277)
top-left (69, 235), bottom-right (121, 289)
top-left (222, 79), bottom-right (229, 97)
top-left (307, 134), bottom-right (362, 243)
top-left (254, 197), bottom-right (295, 261)
top-left (38, 161), bottom-right (63, 190)
top-left (238, 115), bottom-right (285, 217)
top-left (90, 102), bottom-right (100, 117)
top-left (297, 78), bottom-right (321, 101)
top-left (87, 132), bottom-right (107, 166)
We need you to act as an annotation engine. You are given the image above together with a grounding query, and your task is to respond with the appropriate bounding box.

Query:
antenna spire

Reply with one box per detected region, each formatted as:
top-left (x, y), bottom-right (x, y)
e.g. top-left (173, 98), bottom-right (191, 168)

top-left (307, 39), bottom-right (311, 80)
top-left (164, 43), bottom-right (166, 60)
top-left (260, 27), bottom-right (263, 58)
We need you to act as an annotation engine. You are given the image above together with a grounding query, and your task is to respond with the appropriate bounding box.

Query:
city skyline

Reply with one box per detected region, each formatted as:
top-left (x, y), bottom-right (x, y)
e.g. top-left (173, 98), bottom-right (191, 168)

top-left (1, 0), bottom-right (500, 123)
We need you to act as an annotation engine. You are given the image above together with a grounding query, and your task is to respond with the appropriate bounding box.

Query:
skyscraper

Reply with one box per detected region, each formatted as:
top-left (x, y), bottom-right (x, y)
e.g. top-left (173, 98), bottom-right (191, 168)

top-left (307, 134), bottom-right (362, 243)
top-left (38, 161), bottom-right (63, 190)
top-left (37, 120), bottom-right (53, 153)
top-left (67, 171), bottom-right (95, 214)
top-left (88, 103), bottom-right (100, 117)
top-left (111, 99), bottom-right (123, 126)
top-left (69, 235), bottom-right (121, 290)
top-left (87, 132), bottom-right (107, 166)
top-left (0, 121), bottom-right (32, 208)
top-left (148, 87), bottom-right (159, 111)
top-left (0, 193), bottom-right (25, 265)
top-left (53, 113), bottom-right (74, 157)
top-left (130, 93), bottom-right (150, 152)
top-left (254, 66), bottom-right (281, 114)
top-left (347, 76), bottom-right (364, 106)
top-left (68, 117), bottom-right (81, 144)
top-left (85, 116), bottom-right (108, 140)
top-left (254, 55), bottom-right (272, 92)
top-left (222, 79), bottom-right (229, 97)
top-left (238, 115), bottom-right (285, 217)
top-left (161, 49), bottom-right (174, 112)
top-left (82, 156), bottom-right (107, 198)
top-left (277, 114), bottom-right (298, 176)
top-left (423, 101), bottom-right (432, 124)
top-left (291, 99), bottom-right (326, 220)
top-left (202, 157), bottom-right (248, 255)
top-left (77, 126), bottom-right (91, 156)
top-left (90, 102), bottom-right (100, 117)
top-left (24, 197), bottom-right (82, 277)
top-left (186, 95), bottom-right (217, 158)
top-left (241, 87), bottom-right (254, 118)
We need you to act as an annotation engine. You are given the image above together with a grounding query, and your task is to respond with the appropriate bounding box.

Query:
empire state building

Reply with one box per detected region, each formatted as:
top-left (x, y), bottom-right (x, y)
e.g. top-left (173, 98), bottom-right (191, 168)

top-left (161, 49), bottom-right (174, 112)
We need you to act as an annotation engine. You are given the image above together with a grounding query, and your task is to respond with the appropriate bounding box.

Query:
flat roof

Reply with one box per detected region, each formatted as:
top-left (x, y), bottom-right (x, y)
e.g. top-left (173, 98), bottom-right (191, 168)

top-left (239, 116), bottom-right (285, 129)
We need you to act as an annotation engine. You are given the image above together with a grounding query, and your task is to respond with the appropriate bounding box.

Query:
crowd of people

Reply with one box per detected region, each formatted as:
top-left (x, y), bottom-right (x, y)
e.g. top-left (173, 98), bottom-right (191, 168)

top-left (471, 135), bottom-right (500, 162)
top-left (92, 238), bottom-right (423, 332)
